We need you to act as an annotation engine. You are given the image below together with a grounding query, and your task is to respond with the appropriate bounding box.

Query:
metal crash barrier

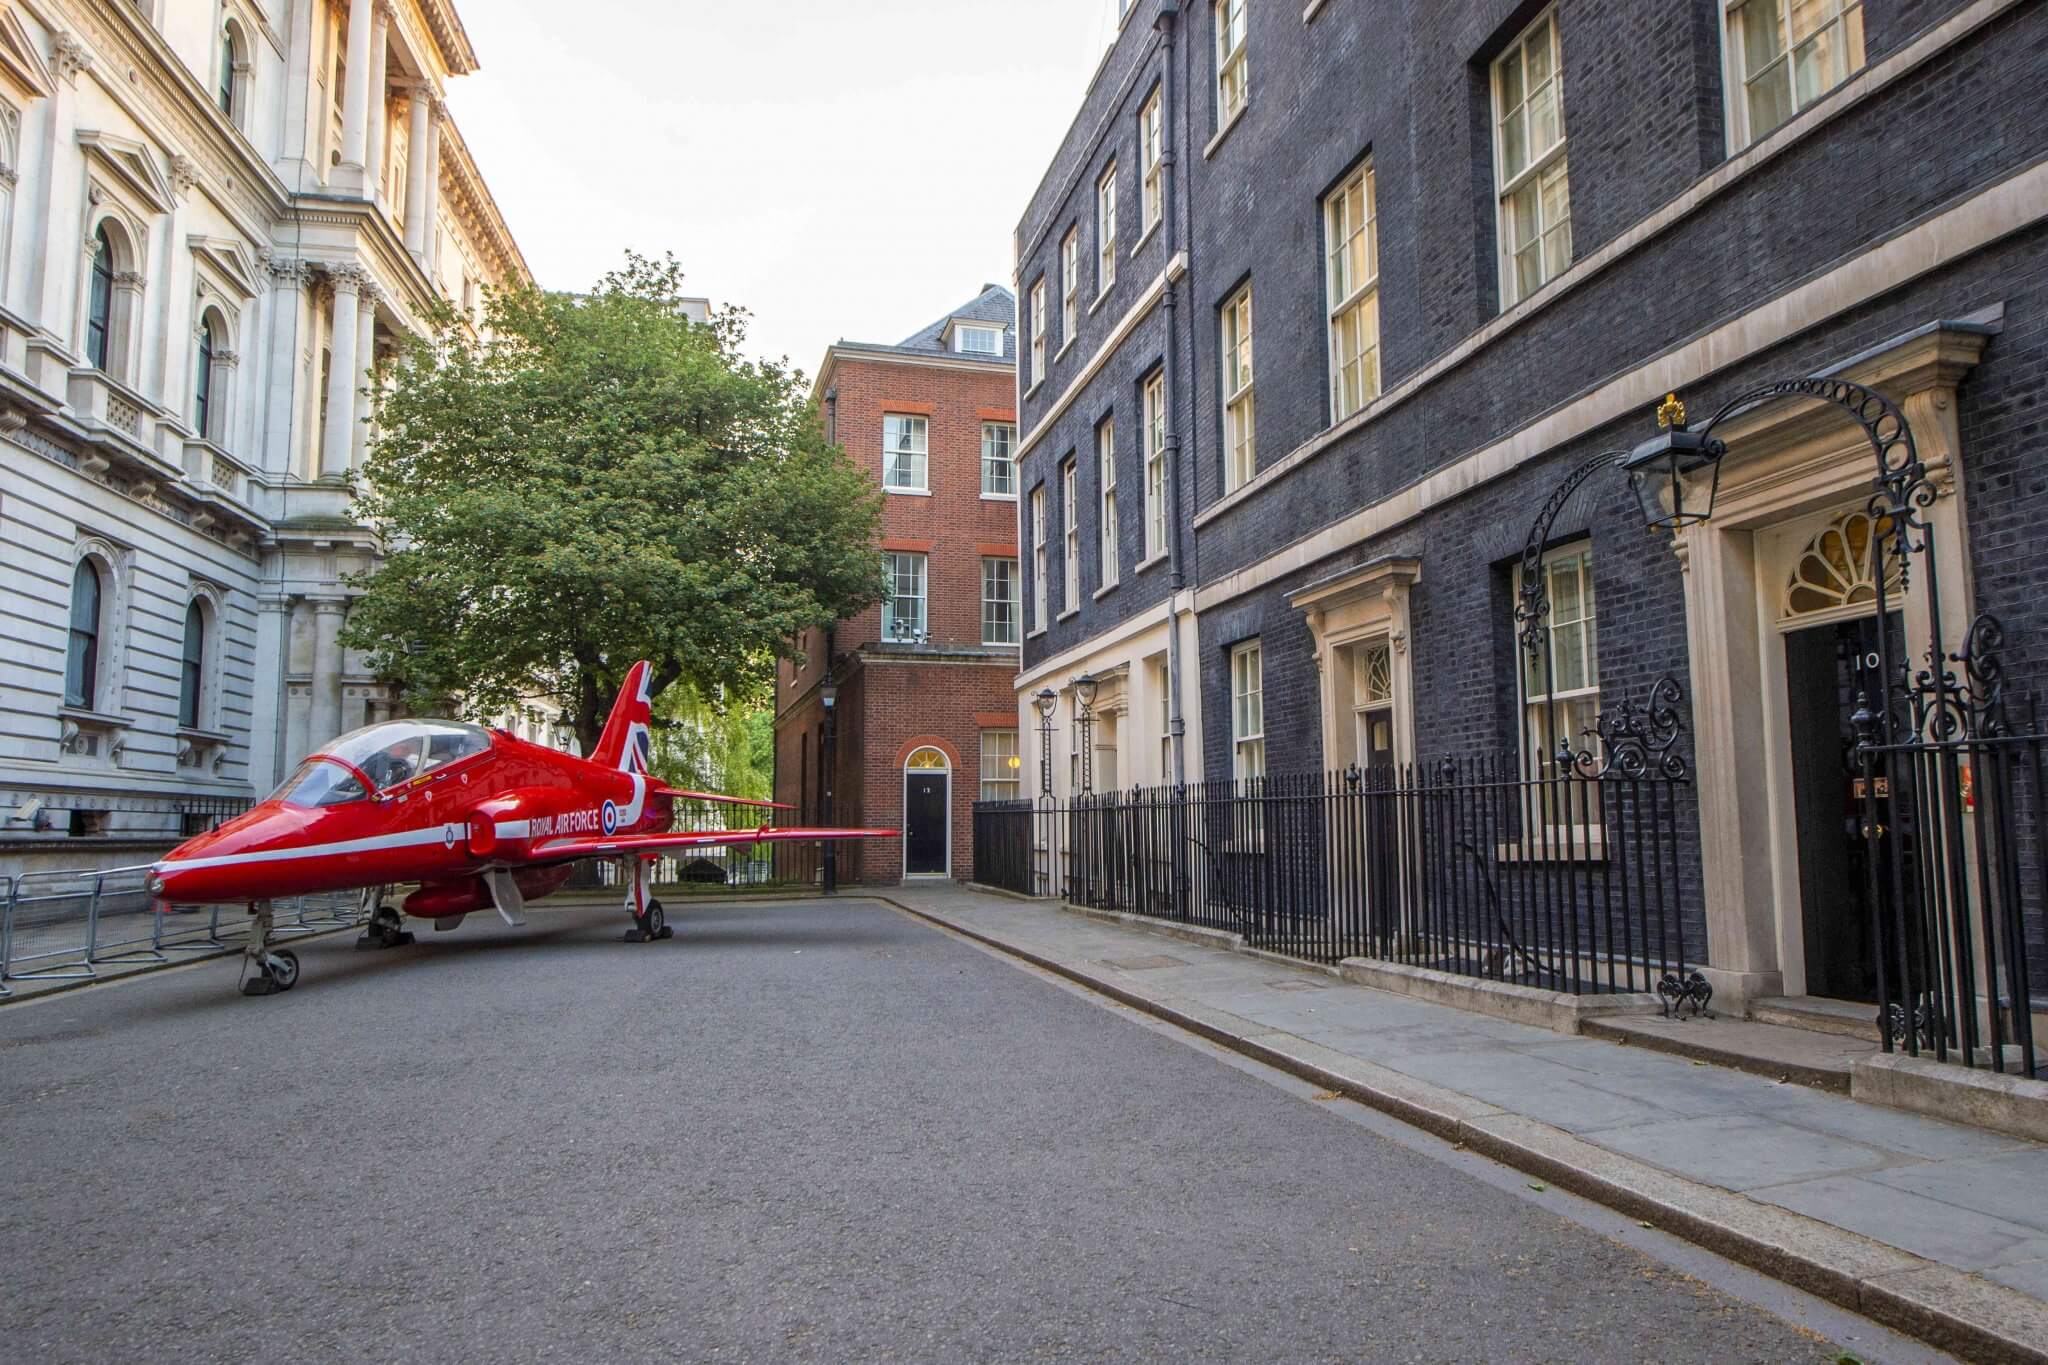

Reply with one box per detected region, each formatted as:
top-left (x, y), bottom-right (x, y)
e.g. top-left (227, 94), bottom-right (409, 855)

top-left (1, 868), bottom-right (358, 989)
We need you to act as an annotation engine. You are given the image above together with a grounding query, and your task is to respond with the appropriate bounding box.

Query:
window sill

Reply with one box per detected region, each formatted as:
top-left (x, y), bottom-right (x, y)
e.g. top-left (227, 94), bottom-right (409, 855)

top-left (1057, 607), bottom-right (1080, 622)
top-left (1135, 550), bottom-right (1168, 575)
top-left (1204, 101), bottom-right (1248, 161)
top-left (981, 639), bottom-right (1021, 649)
top-left (1026, 627), bottom-right (1047, 640)
top-left (1093, 580), bottom-right (1119, 601)
top-left (980, 492), bottom-right (1018, 502)
top-left (1088, 287), bottom-right (1113, 316)
top-left (61, 704), bottom-right (131, 728)
top-left (1303, 0), bottom-right (1330, 20)
top-left (1055, 339), bottom-right (1076, 364)
top-left (884, 486), bottom-right (932, 497)
top-left (1131, 220), bottom-right (1159, 258)
top-left (1024, 378), bottom-right (1044, 400)
top-left (1494, 833), bottom-right (1607, 864)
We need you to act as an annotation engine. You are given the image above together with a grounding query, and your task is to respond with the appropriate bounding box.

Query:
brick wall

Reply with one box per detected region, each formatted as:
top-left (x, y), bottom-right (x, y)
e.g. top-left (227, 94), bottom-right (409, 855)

top-left (773, 345), bottom-right (1025, 882)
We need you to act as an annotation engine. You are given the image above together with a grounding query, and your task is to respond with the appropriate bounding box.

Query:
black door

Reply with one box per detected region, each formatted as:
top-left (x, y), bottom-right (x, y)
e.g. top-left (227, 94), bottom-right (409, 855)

top-left (1784, 613), bottom-right (1897, 1002)
top-left (905, 770), bottom-right (948, 875)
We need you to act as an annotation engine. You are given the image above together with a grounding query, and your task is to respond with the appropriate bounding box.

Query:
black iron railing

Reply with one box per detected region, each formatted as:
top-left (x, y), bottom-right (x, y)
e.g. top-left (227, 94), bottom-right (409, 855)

top-left (972, 800), bottom-right (1036, 894)
top-left (975, 753), bottom-right (1707, 1004)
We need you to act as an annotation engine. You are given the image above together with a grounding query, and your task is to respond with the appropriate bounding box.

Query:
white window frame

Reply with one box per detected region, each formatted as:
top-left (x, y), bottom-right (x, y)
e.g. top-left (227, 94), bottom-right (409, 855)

top-left (882, 551), bottom-right (928, 643)
top-left (1214, 0), bottom-right (1248, 130)
top-left (1152, 655), bottom-right (1172, 783)
top-left (980, 729), bottom-right (1022, 802)
top-left (1031, 486), bottom-right (1048, 632)
top-left (1062, 457), bottom-right (1079, 614)
top-left (882, 413), bottom-right (929, 492)
top-left (1061, 227), bottom-right (1080, 345)
top-left (1323, 160), bottom-right (1381, 424)
top-left (1139, 89), bottom-right (1164, 237)
top-left (954, 323), bottom-right (1003, 355)
top-left (1722, 0), bottom-right (1866, 151)
top-left (1096, 164), bottom-right (1118, 296)
top-left (1098, 418), bottom-right (1119, 591)
top-left (1514, 543), bottom-right (1599, 780)
top-left (1221, 284), bottom-right (1255, 493)
top-left (1029, 279), bottom-right (1047, 386)
top-left (982, 556), bottom-right (1019, 646)
top-left (1231, 639), bottom-right (1264, 783)
top-left (1142, 371), bottom-right (1166, 562)
top-left (981, 421), bottom-right (1017, 498)
top-left (1492, 7), bottom-right (1572, 308)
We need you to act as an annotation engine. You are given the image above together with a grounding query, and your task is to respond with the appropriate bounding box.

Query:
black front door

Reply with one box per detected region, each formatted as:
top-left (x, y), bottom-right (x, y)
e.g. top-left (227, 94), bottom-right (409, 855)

top-left (1784, 612), bottom-right (1898, 1002)
top-left (905, 770), bottom-right (948, 875)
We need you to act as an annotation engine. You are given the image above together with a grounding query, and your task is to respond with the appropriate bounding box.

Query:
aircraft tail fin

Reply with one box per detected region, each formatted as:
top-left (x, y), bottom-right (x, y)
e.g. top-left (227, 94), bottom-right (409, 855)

top-left (590, 661), bottom-right (654, 775)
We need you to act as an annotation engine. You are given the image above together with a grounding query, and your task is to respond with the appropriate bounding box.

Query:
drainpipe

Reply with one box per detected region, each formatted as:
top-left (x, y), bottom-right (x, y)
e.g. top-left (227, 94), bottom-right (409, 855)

top-left (1157, 0), bottom-right (1190, 787)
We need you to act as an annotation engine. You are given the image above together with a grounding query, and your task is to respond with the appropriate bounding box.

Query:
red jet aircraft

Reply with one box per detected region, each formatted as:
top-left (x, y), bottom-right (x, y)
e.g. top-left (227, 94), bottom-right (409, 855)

top-left (147, 661), bottom-right (892, 995)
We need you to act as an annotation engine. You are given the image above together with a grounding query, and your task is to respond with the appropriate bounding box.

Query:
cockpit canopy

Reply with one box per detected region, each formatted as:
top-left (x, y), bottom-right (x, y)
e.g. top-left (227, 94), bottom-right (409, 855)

top-left (267, 720), bottom-right (495, 807)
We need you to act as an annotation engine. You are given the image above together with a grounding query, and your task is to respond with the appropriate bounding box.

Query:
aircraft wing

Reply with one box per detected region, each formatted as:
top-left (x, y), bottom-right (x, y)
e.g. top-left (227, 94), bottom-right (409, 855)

top-left (530, 826), bottom-right (897, 860)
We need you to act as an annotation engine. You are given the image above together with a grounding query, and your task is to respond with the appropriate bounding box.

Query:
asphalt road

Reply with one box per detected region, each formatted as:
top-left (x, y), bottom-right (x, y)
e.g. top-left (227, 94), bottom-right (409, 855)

top-left (1, 897), bottom-right (1859, 1362)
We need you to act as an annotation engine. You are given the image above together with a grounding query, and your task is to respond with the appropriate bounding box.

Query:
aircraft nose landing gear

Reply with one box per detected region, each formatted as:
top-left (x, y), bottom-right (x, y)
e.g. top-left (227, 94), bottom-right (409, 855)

top-left (239, 901), bottom-right (300, 996)
top-left (624, 898), bottom-right (672, 943)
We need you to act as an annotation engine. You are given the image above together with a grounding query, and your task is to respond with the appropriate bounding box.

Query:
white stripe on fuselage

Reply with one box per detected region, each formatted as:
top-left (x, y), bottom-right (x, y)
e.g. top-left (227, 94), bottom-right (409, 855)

top-left (154, 776), bottom-right (647, 874)
top-left (155, 824), bottom-right (453, 873)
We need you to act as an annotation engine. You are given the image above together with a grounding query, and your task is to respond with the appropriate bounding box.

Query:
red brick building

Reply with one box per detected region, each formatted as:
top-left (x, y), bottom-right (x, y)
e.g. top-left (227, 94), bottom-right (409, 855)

top-left (773, 286), bottom-right (1021, 882)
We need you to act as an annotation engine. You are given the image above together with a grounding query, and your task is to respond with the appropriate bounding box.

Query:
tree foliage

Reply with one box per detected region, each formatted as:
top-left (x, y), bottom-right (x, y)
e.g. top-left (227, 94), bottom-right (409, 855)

top-left (342, 253), bottom-right (881, 752)
top-left (648, 682), bottom-right (773, 801)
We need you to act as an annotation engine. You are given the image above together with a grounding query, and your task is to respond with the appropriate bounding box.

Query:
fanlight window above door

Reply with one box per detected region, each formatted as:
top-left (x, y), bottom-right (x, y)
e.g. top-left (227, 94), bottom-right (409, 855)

top-left (1784, 510), bottom-right (1902, 617)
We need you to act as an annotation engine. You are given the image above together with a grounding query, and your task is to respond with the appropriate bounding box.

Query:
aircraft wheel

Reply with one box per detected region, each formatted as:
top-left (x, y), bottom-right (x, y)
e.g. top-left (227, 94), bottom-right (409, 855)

top-left (266, 949), bottom-right (299, 991)
top-left (646, 901), bottom-right (666, 940)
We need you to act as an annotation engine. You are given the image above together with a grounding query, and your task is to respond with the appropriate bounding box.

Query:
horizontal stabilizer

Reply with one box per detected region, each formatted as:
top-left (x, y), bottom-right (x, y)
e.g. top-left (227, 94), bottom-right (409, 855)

top-left (532, 826), bottom-right (897, 860)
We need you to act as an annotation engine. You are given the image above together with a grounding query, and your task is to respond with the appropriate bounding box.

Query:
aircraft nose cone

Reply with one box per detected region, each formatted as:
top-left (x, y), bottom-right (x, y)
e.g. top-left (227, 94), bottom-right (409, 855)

top-left (151, 802), bottom-right (300, 904)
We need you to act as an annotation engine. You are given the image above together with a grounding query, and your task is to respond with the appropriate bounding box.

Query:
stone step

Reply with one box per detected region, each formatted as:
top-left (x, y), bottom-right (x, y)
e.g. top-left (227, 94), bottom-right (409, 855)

top-left (1581, 1012), bottom-right (1880, 1092)
top-left (1750, 994), bottom-right (1885, 1042)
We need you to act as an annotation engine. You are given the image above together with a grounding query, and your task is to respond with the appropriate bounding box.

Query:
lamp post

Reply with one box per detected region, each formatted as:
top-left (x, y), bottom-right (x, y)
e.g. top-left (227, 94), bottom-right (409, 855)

top-left (1071, 672), bottom-right (1099, 795)
top-left (819, 679), bottom-right (838, 893)
top-left (1032, 686), bottom-right (1059, 898)
top-left (1034, 687), bottom-right (1057, 795)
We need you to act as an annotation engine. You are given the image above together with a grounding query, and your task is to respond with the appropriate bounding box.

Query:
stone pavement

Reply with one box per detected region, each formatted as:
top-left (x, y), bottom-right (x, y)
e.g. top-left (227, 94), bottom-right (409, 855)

top-left (887, 882), bottom-right (2048, 1362)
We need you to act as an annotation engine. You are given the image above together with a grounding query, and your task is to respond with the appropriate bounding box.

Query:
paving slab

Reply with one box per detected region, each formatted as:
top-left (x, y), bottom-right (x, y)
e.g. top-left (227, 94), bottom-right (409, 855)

top-left (890, 883), bottom-right (2048, 1362)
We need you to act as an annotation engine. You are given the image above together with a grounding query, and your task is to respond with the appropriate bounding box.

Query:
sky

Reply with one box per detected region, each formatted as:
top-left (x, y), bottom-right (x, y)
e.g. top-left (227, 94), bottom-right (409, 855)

top-left (448, 0), bottom-right (1124, 379)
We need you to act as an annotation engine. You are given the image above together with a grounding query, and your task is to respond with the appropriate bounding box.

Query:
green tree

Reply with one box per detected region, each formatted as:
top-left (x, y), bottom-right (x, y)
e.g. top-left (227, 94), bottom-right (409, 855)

top-left (342, 253), bottom-right (881, 751)
top-left (648, 680), bottom-right (772, 800)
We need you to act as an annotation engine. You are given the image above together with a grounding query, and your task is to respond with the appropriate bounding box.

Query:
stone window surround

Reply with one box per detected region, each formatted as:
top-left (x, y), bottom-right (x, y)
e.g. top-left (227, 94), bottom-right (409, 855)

top-left (1670, 321), bottom-right (1989, 1010)
top-left (59, 533), bottom-right (136, 765)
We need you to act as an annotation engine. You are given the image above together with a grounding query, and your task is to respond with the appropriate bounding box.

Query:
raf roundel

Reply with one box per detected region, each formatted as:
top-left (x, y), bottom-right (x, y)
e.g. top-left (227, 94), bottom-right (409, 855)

top-left (601, 800), bottom-right (619, 836)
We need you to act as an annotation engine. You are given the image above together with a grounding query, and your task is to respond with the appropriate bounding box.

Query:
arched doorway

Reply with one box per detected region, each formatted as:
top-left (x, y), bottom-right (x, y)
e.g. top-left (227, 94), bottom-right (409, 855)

top-left (903, 747), bottom-right (950, 877)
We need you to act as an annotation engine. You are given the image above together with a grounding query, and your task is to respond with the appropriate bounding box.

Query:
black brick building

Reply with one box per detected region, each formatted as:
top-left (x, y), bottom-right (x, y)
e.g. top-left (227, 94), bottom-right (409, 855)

top-left (1009, 0), bottom-right (2048, 1034)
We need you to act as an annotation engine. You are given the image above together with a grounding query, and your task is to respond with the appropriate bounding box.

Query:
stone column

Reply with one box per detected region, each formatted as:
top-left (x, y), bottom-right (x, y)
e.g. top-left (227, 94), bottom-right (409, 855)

top-left (259, 253), bottom-right (308, 479)
top-left (153, 157), bottom-right (199, 407)
top-left (307, 598), bottom-right (347, 750)
top-left (403, 92), bottom-right (433, 258)
top-left (208, 349), bottom-right (239, 448)
top-left (248, 594), bottom-right (295, 789)
top-left (337, 0), bottom-right (376, 183)
top-left (29, 34), bottom-right (91, 336)
top-left (421, 96), bottom-right (443, 275)
top-left (363, 2), bottom-right (392, 199)
top-left (320, 266), bottom-right (364, 478)
top-left (351, 284), bottom-right (377, 469)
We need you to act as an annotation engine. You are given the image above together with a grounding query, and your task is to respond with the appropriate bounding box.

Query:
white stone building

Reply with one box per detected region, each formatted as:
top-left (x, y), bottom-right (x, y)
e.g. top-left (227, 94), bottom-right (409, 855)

top-left (0, 0), bottom-right (528, 875)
